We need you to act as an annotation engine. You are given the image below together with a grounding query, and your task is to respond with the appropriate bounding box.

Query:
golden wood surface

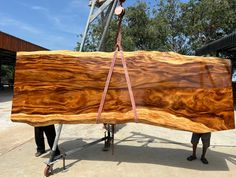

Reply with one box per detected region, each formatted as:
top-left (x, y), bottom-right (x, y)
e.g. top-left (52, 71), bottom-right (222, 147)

top-left (11, 50), bottom-right (235, 132)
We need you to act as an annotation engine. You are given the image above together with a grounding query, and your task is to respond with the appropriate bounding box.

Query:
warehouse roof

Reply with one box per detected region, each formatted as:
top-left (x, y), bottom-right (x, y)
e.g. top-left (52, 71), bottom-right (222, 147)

top-left (196, 32), bottom-right (236, 56)
top-left (0, 31), bottom-right (48, 65)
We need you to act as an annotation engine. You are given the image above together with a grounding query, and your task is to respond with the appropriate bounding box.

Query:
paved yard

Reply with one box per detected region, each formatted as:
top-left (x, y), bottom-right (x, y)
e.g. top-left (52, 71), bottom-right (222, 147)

top-left (0, 89), bottom-right (236, 177)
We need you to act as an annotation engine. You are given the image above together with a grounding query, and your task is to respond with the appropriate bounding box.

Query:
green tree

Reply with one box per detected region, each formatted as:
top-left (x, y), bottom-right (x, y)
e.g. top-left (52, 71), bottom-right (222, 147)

top-left (96, 2), bottom-right (151, 51)
top-left (76, 1), bottom-right (152, 52)
top-left (152, 0), bottom-right (190, 53)
top-left (1, 65), bottom-right (14, 84)
top-left (181, 0), bottom-right (236, 54)
top-left (75, 0), bottom-right (236, 55)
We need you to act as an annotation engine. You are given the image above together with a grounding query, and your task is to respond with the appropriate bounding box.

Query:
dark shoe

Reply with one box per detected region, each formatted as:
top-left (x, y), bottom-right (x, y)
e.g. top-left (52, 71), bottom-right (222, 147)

top-left (187, 155), bottom-right (197, 161)
top-left (201, 157), bottom-right (209, 164)
top-left (35, 151), bottom-right (46, 157)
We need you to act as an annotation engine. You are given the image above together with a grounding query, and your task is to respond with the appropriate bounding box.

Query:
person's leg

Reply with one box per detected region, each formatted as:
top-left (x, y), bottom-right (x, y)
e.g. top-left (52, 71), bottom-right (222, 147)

top-left (200, 133), bottom-right (211, 164)
top-left (34, 127), bottom-right (46, 156)
top-left (44, 125), bottom-right (60, 156)
top-left (187, 133), bottom-right (200, 161)
top-left (192, 143), bottom-right (197, 157)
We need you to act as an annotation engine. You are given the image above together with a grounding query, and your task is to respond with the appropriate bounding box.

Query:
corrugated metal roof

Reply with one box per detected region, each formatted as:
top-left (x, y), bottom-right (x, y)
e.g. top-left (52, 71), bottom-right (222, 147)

top-left (196, 32), bottom-right (236, 56)
top-left (0, 31), bottom-right (48, 65)
top-left (0, 31), bottom-right (48, 52)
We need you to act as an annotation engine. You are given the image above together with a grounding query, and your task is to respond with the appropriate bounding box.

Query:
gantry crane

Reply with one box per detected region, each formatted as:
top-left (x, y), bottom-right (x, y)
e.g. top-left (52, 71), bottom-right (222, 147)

top-left (80, 0), bottom-right (119, 51)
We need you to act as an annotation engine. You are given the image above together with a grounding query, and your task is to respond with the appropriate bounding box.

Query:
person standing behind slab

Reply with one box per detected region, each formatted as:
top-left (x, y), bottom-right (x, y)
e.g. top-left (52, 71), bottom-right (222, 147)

top-left (34, 125), bottom-right (60, 157)
top-left (187, 132), bottom-right (211, 164)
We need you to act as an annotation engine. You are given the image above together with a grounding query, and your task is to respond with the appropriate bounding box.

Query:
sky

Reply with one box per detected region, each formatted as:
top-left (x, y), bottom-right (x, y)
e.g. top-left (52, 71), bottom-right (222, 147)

top-left (0, 0), bottom-right (186, 50)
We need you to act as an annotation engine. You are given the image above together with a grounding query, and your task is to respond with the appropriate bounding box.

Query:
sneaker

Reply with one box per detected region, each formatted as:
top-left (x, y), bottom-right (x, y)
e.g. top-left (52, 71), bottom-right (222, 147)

top-left (201, 157), bottom-right (209, 164)
top-left (35, 151), bottom-right (46, 157)
top-left (187, 155), bottom-right (197, 161)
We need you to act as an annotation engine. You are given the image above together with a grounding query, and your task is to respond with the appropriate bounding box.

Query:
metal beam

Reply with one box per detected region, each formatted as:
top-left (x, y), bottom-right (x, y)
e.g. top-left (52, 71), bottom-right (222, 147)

top-left (79, 0), bottom-right (97, 52)
top-left (79, 0), bottom-right (117, 52)
top-left (98, 0), bottom-right (118, 51)
top-left (89, 0), bottom-right (114, 23)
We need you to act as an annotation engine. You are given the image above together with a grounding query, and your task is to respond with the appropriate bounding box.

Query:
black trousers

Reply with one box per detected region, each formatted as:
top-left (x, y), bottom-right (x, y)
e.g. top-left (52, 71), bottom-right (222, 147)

top-left (34, 125), bottom-right (60, 154)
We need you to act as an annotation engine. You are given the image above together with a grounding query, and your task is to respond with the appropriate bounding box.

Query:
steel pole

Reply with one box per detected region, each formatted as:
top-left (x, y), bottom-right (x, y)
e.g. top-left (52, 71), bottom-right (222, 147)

top-left (80, 0), bottom-right (97, 52)
top-left (98, 0), bottom-right (118, 51)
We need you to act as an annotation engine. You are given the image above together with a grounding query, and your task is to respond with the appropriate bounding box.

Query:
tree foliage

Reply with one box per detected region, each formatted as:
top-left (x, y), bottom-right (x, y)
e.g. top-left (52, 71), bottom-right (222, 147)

top-left (1, 65), bottom-right (14, 84)
top-left (76, 0), bottom-right (236, 55)
top-left (181, 0), bottom-right (236, 53)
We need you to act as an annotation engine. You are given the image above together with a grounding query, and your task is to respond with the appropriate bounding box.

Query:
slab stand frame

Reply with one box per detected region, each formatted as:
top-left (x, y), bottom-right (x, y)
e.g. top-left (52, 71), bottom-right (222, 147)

top-left (44, 0), bottom-right (120, 176)
top-left (44, 124), bottom-right (115, 177)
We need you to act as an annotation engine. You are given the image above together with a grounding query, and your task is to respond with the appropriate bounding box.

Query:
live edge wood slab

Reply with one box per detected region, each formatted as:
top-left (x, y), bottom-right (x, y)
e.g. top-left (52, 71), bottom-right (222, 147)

top-left (11, 50), bottom-right (235, 133)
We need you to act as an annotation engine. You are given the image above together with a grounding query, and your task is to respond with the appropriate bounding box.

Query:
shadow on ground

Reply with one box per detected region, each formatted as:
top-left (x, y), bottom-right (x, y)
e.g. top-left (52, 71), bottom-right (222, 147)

top-left (0, 88), bottom-right (13, 103)
top-left (41, 131), bottom-right (236, 174)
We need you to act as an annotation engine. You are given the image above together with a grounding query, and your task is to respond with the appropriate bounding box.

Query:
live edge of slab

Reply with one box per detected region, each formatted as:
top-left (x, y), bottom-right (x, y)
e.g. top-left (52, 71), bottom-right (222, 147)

top-left (11, 50), bottom-right (235, 133)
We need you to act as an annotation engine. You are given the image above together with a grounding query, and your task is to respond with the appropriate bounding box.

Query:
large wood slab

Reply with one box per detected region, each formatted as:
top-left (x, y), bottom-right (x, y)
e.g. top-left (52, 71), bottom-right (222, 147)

top-left (11, 50), bottom-right (235, 133)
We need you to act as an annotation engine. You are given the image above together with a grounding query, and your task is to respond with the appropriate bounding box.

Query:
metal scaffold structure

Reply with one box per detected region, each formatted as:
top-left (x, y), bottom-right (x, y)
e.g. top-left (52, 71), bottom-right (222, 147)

top-left (43, 1), bottom-right (125, 176)
top-left (80, 0), bottom-right (119, 51)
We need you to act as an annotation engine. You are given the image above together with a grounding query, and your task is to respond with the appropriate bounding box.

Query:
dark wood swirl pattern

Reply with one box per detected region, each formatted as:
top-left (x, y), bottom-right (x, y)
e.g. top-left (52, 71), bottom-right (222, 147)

top-left (11, 51), bottom-right (235, 132)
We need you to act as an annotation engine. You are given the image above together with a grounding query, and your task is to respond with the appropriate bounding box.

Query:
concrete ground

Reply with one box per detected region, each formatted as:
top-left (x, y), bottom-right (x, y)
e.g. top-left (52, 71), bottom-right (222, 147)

top-left (0, 89), bottom-right (236, 177)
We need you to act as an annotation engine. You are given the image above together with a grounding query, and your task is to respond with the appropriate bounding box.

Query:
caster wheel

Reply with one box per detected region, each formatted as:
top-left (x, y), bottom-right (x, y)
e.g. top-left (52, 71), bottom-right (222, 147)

top-left (44, 165), bottom-right (53, 177)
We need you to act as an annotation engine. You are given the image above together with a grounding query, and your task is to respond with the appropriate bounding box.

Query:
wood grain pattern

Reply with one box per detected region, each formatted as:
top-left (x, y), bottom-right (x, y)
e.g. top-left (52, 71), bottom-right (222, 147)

top-left (11, 50), bottom-right (235, 133)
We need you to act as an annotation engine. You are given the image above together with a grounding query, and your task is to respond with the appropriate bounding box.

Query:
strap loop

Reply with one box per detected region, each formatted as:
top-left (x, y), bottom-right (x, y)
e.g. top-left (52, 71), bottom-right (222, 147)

top-left (96, 1), bottom-right (138, 123)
